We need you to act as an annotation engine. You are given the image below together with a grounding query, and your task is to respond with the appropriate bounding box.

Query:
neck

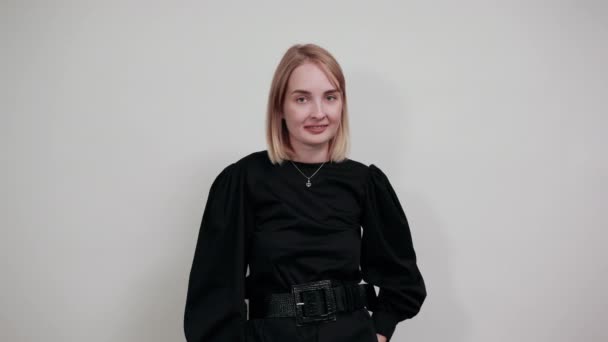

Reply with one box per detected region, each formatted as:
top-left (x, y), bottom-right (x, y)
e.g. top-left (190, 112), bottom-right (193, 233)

top-left (289, 141), bottom-right (330, 163)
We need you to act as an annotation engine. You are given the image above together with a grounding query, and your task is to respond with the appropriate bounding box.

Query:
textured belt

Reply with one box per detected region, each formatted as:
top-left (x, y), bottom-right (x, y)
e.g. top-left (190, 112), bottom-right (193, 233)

top-left (248, 279), bottom-right (378, 326)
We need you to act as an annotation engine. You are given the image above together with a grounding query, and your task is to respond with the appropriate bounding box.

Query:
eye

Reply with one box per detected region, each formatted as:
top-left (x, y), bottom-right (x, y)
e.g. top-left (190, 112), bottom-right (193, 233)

top-left (327, 95), bottom-right (338, 101)
top-left (296, 97), bottom-right (307, 103)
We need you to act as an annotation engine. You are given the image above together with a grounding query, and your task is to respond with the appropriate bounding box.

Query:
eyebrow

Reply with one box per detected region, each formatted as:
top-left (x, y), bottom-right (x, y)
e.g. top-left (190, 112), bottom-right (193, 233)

top-left (290, 89), bottom-right (340, 95)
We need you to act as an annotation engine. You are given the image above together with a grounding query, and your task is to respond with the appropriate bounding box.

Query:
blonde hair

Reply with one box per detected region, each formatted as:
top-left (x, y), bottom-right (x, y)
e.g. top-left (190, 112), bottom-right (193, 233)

top-left (265, 43), bottom-right (351, 165)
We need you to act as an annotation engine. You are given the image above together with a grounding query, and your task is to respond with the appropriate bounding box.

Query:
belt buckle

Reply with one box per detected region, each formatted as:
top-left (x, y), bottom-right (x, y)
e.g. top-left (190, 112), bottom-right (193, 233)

top-left (291, 279), bottom-right (337, 326)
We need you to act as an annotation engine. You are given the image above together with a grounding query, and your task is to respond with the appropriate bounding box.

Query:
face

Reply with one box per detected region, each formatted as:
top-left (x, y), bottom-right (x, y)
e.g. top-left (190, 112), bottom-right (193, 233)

top-left (281, 62), bottom-right (342, 151)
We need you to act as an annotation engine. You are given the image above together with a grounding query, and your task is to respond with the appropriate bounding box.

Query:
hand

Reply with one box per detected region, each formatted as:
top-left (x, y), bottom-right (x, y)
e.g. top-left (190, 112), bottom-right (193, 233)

top-left (376, 333), bottom-right (387, 342)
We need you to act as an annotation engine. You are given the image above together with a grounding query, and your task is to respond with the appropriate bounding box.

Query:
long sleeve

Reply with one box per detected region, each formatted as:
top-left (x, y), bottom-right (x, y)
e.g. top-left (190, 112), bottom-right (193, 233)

top-left (183, 162), bottom-right (252, 342)
top-left (360, 164), bottom-right (427, 341)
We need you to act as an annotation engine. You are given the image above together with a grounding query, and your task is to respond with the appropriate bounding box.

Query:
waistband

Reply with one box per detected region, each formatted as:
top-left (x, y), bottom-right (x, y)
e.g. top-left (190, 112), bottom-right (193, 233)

top-left (248, 279), bottom-right (378, 326)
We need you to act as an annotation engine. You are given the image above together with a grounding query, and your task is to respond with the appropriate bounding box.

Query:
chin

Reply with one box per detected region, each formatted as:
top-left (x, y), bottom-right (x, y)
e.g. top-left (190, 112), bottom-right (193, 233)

top-left (304, 136), bottom-right (334, 146)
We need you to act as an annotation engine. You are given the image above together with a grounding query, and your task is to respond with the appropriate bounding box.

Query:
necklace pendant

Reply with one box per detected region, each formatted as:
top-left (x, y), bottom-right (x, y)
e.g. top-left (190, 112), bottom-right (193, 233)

top-left (306, 179), bottom-right (311, 187)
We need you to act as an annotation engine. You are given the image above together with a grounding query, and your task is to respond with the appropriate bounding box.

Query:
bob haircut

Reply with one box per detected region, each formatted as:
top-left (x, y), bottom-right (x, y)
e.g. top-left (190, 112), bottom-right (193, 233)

top-left (265, 43), bottom-right (351, 165)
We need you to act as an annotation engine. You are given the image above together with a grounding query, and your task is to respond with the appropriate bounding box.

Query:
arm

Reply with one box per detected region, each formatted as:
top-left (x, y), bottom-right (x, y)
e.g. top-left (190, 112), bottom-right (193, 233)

top-left (360, 164), bottom-right (427, 341)
top-left (184, 162), bottom-right (250, 342)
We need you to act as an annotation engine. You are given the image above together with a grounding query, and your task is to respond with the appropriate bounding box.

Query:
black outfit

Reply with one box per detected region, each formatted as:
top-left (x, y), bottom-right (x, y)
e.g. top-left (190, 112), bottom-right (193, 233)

top-left (184, 150), bottom-right (426, 341)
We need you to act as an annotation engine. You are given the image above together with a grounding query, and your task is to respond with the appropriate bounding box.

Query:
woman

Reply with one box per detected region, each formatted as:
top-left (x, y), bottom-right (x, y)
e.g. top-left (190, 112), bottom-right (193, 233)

top-left (184, 43), bottom-right (426, 342)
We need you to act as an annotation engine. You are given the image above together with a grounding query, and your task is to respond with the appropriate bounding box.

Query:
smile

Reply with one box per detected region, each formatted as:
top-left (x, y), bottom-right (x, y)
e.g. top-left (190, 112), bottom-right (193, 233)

top-left (305, 125), bottom-right (328, 134)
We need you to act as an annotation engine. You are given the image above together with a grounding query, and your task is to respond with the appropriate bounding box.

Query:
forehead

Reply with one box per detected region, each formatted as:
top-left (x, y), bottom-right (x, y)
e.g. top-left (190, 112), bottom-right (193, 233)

top-left (287, 62), bottom-right (337, 90)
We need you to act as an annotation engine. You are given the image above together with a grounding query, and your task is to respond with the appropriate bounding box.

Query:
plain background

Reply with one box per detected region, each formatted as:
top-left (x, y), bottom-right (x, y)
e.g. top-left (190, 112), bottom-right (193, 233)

top-left (2, 1), bottom-right (607, 341)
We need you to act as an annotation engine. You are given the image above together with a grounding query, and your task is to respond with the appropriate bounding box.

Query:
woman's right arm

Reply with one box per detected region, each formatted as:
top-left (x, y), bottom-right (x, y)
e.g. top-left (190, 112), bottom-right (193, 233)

top-left (183, 162), bottom-right (250, 342)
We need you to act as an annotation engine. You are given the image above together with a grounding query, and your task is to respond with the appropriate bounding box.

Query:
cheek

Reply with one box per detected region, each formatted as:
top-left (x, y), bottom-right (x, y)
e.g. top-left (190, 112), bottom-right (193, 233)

top-left (329, 106), bottom-right (342, 122)
top-left (284, 105), bottom-right (309, 121)
top-left (330, 101), bottom-right (342, 113)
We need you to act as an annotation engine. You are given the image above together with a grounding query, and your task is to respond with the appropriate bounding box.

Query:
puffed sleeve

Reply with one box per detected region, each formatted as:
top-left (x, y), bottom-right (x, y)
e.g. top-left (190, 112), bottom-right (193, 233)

top-left (183, 162), bottom-right (251, 342)
top-left (360, 164), bottom-right (427, 341)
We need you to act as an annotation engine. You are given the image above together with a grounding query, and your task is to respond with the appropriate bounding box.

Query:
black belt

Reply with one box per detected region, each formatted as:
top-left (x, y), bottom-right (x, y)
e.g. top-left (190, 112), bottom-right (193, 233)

top-left (248, 279), bottom-right (378, 326)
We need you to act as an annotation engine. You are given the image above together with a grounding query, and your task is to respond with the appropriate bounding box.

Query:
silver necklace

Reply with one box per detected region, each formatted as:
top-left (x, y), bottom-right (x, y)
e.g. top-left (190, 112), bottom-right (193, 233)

top-left (290, 160), bottom-right (326, 187)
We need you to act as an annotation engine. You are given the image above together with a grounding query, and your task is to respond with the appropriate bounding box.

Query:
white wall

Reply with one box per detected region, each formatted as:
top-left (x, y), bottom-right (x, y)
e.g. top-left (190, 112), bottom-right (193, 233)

top-left (2, 1), bottom-right (607, 341)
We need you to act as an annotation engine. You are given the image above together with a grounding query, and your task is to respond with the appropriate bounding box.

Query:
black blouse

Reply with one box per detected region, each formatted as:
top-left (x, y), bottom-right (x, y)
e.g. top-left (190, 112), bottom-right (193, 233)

top-left (184, 150), bottom-right (426, 341)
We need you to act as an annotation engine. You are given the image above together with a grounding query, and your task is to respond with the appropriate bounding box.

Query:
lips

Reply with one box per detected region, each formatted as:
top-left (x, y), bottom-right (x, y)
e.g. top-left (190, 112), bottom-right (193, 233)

top-left (304, 124), bottom-right (328, 134)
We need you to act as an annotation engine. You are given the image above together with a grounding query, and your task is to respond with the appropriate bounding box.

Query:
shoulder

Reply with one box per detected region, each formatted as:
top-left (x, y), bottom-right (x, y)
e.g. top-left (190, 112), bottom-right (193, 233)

top-left (232, 149), bottom-right (268, 168)
top-left (342, 156), bottom-right (388, 180)
top-left (215, 150), bottom-right (266, 174)
top-left (366, 163), bottom-right (387, 179)
top-left (347, 160), bottom-right (394, 193)
top-left (228, 150), bottom-right (269, 183)
top-left (340, 157), bottom-right (386, 178)
top-left (216, 150), bottom-right (269, 189)
top-left (338, 157), bottom-right (370, 181)
top-left (209, 151), bottom-right (259, 183)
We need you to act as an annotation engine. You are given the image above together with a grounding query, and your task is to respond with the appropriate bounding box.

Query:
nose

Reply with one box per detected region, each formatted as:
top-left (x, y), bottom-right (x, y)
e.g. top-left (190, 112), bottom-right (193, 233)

top-left (311, 100), bottom-right (326, 119)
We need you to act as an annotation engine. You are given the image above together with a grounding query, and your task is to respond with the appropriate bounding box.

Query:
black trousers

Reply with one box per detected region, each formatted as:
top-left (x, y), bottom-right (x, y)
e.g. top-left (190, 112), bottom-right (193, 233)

top-left (245, 308), bottom-right (378, 342)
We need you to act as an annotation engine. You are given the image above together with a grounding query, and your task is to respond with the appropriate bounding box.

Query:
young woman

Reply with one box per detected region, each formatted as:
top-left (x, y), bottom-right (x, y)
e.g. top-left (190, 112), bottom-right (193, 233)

top-left (184, 43), bottom-right (426, 342)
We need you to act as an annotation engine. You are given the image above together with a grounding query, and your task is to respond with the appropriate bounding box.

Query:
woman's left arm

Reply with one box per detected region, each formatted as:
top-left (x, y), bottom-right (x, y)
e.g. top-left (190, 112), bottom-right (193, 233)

top-left (360, 164), bottom-right (427, 341)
